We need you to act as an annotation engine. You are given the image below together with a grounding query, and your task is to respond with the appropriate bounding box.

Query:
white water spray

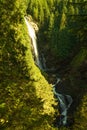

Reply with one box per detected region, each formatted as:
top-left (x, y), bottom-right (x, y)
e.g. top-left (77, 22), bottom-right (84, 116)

top-left (24, 17), bottom-right (42, 69)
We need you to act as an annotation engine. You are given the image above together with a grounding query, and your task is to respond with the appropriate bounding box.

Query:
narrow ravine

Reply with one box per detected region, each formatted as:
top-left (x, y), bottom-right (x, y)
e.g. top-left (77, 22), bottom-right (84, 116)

top-left (24, 16), bottom-right (73, 127)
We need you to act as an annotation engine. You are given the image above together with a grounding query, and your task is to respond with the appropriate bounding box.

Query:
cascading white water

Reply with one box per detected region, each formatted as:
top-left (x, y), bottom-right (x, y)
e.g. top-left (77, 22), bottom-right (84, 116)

top-left (25, 16), bottom-right (73, 127)
top-left (24, 17), bottom-right (42, 69)
top-left (52, 78), bottom-right (73, 126)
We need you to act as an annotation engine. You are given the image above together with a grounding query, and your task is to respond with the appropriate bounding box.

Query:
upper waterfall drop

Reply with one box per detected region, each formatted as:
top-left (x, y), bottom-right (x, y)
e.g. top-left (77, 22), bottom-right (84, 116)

top-left (24, 17), bottom-right (42, 69)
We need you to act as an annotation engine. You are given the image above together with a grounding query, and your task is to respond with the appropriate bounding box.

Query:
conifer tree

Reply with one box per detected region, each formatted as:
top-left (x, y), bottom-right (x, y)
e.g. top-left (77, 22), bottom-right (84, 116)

top-left (68, 5), bottom-right (75, 15)
top-left (59, 12), bottom-right (67, 31)
top-left (48, 13), bottom-right (54, 39)
top-left (33, 7), bottom-right (38, 21)
top-left (0, 0), bottom-right (57, 129)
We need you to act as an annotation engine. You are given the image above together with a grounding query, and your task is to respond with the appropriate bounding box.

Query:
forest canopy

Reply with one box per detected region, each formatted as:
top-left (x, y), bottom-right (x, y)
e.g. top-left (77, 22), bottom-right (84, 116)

top-left (0, 0), bottom-right (87, 130)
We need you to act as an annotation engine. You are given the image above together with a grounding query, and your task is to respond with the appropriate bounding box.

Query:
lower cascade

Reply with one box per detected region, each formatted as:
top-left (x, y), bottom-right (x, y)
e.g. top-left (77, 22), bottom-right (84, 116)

top-left (24, 16), bottom-right (73, 127)
top-left (52, 78), bottom-right (73, 126)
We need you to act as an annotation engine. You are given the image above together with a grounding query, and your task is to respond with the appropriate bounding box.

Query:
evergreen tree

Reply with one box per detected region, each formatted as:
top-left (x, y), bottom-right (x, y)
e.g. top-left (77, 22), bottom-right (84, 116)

top-left (68, 5), bottom-right (75, 15)
top-left (33, 7), bottom-right (38, 21)
top-left (59, 12), bottom-right (67, 31)
top-left (0, 0), bottom-right (57, 129)
top-left (48, 13), bottom-right (54, 39)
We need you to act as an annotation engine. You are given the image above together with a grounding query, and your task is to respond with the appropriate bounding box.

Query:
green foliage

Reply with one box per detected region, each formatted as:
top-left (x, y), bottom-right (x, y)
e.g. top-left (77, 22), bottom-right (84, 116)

top-left (53, 29), bottom-right (75, 58)
top-left (68, 5), bottom-right (75, 15)
top-left (0, 0), bottom-right (57, 129)
top-left (71, 48), bottom-right (87, 69)
top-left (27, 0), bottom-right (50, 24)
top-left (27, 0), bottom-right (78, 59)
top-left (1, 0), bottom-right (87, 129)
top-left (72, 94), bottom-right (87, 130)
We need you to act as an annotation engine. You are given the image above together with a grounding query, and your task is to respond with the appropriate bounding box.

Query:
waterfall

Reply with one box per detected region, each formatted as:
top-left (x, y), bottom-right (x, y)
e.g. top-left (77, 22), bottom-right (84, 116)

top-left (24, 16), bottom-right (73, 127)
top-left (24, 17), bottom-right (42, 69)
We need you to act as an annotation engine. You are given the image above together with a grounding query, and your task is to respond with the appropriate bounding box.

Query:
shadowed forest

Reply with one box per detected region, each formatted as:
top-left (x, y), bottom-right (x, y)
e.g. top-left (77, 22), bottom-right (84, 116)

top-left (0, 0), bottom-right (87, 130)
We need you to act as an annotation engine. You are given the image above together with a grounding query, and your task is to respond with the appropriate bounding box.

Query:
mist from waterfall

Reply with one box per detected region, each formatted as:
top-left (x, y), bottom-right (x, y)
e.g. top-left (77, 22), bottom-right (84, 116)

top-left (24, 17), bottom-right (42, 69)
